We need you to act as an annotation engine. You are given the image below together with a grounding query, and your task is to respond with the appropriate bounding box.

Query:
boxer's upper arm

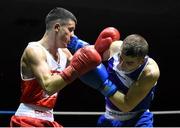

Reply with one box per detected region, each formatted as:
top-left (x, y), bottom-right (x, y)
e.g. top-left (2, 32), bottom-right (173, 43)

top-left (25, 46), bottom-right (51, 88)
top-left (124, 65), bottom-right (159, 111)
top-left (24, 47), bottom-right (68, 95)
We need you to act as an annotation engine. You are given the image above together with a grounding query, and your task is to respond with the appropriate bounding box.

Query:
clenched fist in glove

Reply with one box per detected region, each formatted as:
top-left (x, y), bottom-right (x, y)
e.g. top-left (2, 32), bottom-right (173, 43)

top-left (68, 35), bottom-right (90, 54)
top-left (60, 46), bottom-right (102, 84)
top-left (94, 27), bottom-right (120, 57)
top-left (68, 27), bottom-right (120, 57)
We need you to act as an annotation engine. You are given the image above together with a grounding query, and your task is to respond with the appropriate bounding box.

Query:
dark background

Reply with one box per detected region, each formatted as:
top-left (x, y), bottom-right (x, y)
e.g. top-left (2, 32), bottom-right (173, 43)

top-left (0, 0), bottom-right (180, 127)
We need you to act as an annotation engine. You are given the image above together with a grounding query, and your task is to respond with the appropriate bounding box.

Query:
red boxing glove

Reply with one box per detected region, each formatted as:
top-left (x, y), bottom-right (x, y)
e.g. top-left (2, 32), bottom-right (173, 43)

top-left (94, 27), bottom-right (120, 56)
top-left (60, 46), bottom-right (102, 83)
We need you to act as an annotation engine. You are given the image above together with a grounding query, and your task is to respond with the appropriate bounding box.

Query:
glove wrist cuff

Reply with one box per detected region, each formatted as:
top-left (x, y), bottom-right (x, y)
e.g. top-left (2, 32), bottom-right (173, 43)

top-left (99, 79), bottom-right (117, 97)
top-left (60, 66), bottom-right (78, 84)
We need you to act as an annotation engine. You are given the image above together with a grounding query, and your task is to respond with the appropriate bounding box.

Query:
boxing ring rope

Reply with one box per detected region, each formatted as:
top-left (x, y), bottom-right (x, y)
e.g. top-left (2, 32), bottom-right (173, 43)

top-left (54, 110), bottom-right (180, 115)
top-left (1, 110), bottom-right (180, 115)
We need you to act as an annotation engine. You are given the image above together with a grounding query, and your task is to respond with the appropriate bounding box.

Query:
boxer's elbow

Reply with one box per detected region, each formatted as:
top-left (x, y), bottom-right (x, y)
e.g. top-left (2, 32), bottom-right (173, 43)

top-left (120, 105), bottom-right (133, 113)
top-left (120, 99), bottom-right (136, 112)
top-left (44, 76), bottom-right (67, 96)
top-left (43, 83), bottom-right (57, 96)
top-left (110, 92), bottom-right (134, 112)
top-left (43, 79), bottom-right (58, 96)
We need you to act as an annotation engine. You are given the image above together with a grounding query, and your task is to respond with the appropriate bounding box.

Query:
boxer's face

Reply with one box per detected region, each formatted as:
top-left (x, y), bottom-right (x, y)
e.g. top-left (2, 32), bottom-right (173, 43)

top-left (56, 20), bottom-right (75, 48)
top-left (118, 53), bottom-right (144, 72)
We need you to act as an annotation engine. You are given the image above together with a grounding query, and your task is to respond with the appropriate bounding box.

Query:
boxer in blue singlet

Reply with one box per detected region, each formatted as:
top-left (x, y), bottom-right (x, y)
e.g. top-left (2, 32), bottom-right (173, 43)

top-left (67, 33), bottom-right (160, 127)
top-left (97, 34), bottom-right (160, 127)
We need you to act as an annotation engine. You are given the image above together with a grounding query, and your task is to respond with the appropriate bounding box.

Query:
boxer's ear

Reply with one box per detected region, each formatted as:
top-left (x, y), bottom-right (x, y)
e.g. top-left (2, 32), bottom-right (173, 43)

top-left (54, 23), bottom-right (60, 32)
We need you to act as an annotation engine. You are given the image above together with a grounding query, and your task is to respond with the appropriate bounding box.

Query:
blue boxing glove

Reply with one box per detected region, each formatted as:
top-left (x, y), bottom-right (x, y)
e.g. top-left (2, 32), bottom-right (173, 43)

top-left (80, 63), bottom-right (117, 97)
top-left (67, 35), bottom-right (117, 97)
top-left (68, 35), bottom-right (90, 54)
